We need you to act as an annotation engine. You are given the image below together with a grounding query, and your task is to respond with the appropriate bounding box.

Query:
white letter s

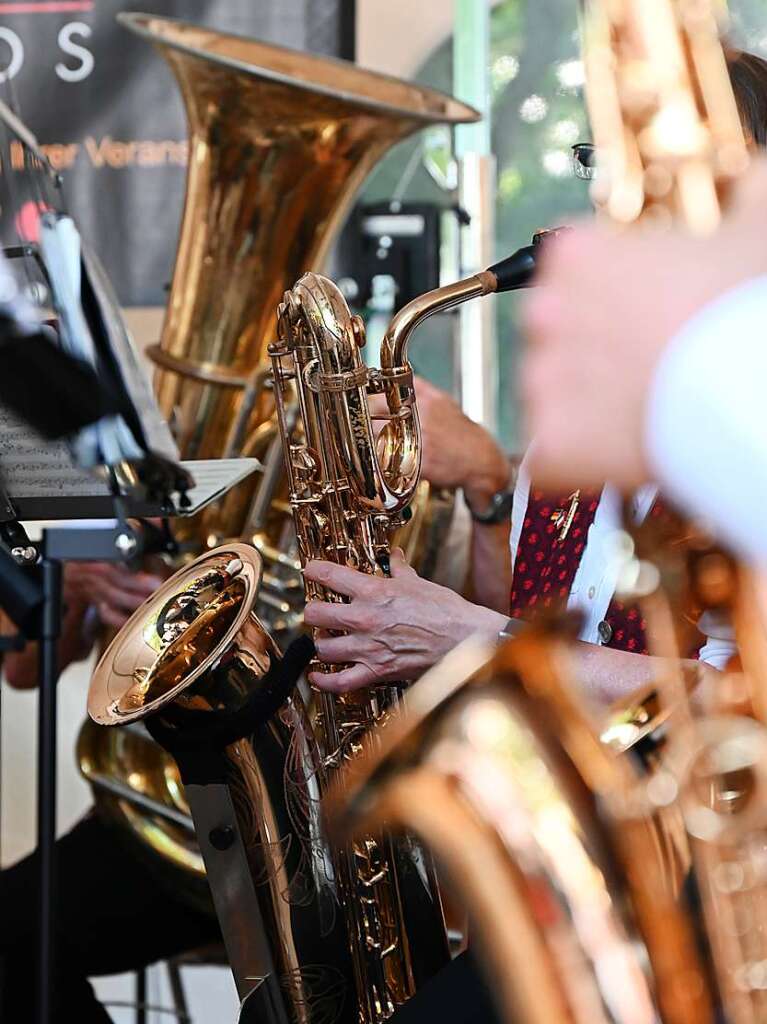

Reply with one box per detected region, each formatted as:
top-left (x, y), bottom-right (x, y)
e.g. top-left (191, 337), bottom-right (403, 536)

top-left (56, 22), bottom-right (94, 83)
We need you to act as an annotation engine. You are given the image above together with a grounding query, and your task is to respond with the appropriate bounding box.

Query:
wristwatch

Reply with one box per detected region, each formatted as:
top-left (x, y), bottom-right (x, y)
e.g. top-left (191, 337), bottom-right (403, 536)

top-left (468, 488), bottom-right (515, 525)
top-left (466, 457), bottom-right (519, 525)
top-left (498, 617), bottom-right (525, 644)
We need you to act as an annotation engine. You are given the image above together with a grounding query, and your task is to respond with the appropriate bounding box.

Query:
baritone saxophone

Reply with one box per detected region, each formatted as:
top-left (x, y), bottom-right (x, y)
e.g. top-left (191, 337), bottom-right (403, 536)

top-left (266, 240), bottom-right (541, 1021)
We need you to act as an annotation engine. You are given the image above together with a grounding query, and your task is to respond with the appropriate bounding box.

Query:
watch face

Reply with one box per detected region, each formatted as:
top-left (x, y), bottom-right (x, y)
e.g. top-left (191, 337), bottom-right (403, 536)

top-left (471, 489), bottom-right (514, 524)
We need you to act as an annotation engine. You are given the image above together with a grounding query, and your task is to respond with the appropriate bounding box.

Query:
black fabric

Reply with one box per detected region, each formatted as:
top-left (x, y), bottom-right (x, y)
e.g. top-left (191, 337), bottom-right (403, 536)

top-left (0, 327), bottom-right (121, 440)
top-left (391, 950), bottom-right (502, 1024)
top-left (146, 635), bottom-right (316, 786)
top-left (0, 813), bottom-right (221, 1024)
top-left (1, 1), bottom-right (348, 306)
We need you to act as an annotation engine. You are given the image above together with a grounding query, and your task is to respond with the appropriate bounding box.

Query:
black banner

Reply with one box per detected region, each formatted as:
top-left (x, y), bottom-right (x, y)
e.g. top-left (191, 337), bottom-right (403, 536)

top-left (0, 0), bottom-right (346, 304)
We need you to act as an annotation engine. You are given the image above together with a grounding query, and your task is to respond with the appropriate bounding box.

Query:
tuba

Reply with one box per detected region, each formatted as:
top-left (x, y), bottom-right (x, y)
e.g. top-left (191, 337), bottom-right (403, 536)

top-left (330, 3), bottom-right (767, 1022)
top-left (78, 11), bottom-right (478, 893)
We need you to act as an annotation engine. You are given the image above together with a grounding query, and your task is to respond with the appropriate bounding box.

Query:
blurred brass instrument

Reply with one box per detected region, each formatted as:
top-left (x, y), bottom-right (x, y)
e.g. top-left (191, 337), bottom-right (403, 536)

top-left (330, 3), bottom-right (767, 1023)
top-left (78, 12), bottom-right (478, 898)
top-left (331, 633), bottom-right (717, 1024)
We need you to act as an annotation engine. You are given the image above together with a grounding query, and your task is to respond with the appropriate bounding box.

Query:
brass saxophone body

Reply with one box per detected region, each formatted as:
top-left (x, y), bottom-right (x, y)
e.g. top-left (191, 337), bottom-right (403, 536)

top-left (266, 244), bottom-right (538, 1021)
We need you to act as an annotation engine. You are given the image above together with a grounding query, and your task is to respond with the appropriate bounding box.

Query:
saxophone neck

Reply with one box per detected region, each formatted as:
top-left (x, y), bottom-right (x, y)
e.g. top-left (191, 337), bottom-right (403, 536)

top-left (380, 240), bottom-right (540, 372)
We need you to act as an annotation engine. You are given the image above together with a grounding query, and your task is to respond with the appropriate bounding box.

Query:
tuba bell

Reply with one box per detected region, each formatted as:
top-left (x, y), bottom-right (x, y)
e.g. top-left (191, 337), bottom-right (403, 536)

top-left (78, 11), bottom-right (479, 895)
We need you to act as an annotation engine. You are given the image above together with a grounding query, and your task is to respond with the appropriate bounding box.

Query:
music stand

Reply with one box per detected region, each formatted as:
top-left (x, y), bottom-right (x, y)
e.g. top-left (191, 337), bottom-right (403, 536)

top-left (0, 451), bottom-right (259, 1024)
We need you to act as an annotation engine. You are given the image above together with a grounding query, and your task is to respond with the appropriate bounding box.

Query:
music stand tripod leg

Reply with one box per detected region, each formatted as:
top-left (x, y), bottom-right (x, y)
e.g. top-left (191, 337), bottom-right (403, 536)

top-left (37, 556), bottom-right (61, 1024)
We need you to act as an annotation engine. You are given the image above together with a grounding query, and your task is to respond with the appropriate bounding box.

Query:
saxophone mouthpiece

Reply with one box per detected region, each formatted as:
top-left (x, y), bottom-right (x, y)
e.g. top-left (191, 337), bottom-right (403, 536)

top-left (486, 226), bottom-right (571, 293)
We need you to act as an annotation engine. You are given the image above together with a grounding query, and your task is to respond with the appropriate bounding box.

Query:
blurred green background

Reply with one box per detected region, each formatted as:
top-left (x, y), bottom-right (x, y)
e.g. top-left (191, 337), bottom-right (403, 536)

top-left (357, 0), bottom-right (767, 453)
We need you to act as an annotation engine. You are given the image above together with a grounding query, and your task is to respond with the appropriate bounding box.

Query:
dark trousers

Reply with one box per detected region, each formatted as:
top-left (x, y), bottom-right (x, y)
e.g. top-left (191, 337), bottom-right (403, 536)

top-left (0, 812), bottom-right (221, 1024)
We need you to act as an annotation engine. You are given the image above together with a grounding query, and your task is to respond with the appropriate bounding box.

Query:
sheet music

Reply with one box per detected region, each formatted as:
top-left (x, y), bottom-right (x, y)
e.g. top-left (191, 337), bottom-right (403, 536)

top-left (81, 246), bottom-right (179, 462)
top-left (0, 406), bottom-right (111, 499)
top-left (0, 403), bottom-right (260, 519)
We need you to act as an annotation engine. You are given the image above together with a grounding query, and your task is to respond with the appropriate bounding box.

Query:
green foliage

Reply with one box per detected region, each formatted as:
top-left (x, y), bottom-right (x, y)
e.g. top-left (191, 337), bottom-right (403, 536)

top-left (357, 0), bottom-right (767, 449)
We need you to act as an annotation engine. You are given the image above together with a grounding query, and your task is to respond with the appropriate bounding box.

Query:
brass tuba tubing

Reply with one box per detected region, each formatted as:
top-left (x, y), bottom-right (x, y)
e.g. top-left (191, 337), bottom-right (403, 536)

top-left (118, 11), bottom-right (478, 548)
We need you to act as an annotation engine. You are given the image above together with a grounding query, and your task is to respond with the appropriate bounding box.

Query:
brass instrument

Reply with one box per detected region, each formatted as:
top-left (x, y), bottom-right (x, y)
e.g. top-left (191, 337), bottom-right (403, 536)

top-left (330, 3), bottom-right (767, 1023)
top-left (78, 11), bottom-right (478, 893)
top-left (88, 545), bottom-right (358, 1022)
top-left (329, 634), bottom-right (718, 1024)
top-left (120, 10), bottom-right (477, 612)
top-left (259, 242), bottom-right (537, 1020)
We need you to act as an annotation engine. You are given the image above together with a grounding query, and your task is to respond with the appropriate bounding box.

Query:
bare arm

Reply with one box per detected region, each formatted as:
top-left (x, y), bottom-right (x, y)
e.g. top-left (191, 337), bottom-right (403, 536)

top-left (569, 641), bottom-right (712, 707)
top-left (301, 554), bottom-right (717, 707)
top-left (465, 519), bottom-right (513, 615)
top-left (3, 563), bottom-right (164, 689)
top-left (410, 377), bottom-right (514, 613)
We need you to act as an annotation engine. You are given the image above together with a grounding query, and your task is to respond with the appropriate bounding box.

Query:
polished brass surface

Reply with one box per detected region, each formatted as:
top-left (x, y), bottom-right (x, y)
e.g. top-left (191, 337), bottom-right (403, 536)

top-left (88, 544), bottom-right (450, 1023)
top-left (81, 11), bottom-right (478, 894)
top-left (330, 5), bottom-right (767, 1023)
top-left (89, 545), bottom-right (269, 725)
top-left (118, 11), bottom-right (478, 552)
top-left (76, 718), bottom-right (208, 898)
top-left (583, 5), bottom-right (767, 1019)
top-left (88, 546), bottom-right (350, 1019)
top-left (264, 260), bottom-right (526, 1021)
top-left (329, 635), bottom-right (716, 1024)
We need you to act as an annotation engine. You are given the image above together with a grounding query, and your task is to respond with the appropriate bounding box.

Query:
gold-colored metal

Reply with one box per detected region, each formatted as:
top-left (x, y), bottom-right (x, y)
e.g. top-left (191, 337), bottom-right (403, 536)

top-left (263, 248), bottom-right (536, 1020)
top-left (331, 6), bottom-right (767, 1024)
top-left (76, 718), bottom-right (206, 886)
top-left (583, 6), bottom-right (767, 1020)
top-left (329, 634), bottom-right (717, 1024)
top-left (79, 12), bottom-right (478, 895)
top-left (118, 11), bottom-right (477, 557)
top-left (583, 0), bottom-right (748, 231)
top-left (269, 265), bottom-right (512, 584)
top-left (88, 544), bottom-right (450, 1023)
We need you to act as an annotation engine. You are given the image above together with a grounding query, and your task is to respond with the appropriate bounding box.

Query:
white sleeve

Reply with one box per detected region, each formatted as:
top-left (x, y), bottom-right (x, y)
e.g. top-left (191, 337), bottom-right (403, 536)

top-left (697, 611), bottom-right (737, 670)
top-left (645, 275), bottom-right (767, 564)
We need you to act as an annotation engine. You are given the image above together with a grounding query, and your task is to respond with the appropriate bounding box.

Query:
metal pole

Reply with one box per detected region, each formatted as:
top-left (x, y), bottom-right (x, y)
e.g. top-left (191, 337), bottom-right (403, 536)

top-left (37, 554), bottom-right (61, 1024)
top-left (136, 968), bottom-right (147, 1024)
top-left (339, 0), bottom-right (357, 62)
top-left (453, 0), bottom-right (497, 432)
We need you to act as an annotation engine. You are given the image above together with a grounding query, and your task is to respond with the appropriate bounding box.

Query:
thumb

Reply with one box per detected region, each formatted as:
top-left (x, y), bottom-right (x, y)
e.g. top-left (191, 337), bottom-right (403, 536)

top-left (389, 547), bottom-right (415, 578)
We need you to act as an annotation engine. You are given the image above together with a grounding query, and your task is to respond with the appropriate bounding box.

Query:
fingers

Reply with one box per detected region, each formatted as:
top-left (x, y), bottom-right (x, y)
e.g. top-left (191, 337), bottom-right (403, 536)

top-left (313, 632), bottom-right (358, 664)
top-left (68, 563), bottom-right (164, 599)
top-left (308, 663), bottom-right (377, 694)
top-left (96, 602), bottom-right (132, 630)
top-left (304, 560), bottom-right (377, 598)
top-left (304, 600), bottom-right (361, 631)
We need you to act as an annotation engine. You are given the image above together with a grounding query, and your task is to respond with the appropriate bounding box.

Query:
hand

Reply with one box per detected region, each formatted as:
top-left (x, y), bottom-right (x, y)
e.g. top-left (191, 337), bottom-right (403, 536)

top-left (66, 562), bottom-right (165, 631)
top-left (302, 549), bottom-right (506, 693)
top-left (371, 376), bottom-right (511, 509)
top-left (522, 158), bottom-right (767, 490)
